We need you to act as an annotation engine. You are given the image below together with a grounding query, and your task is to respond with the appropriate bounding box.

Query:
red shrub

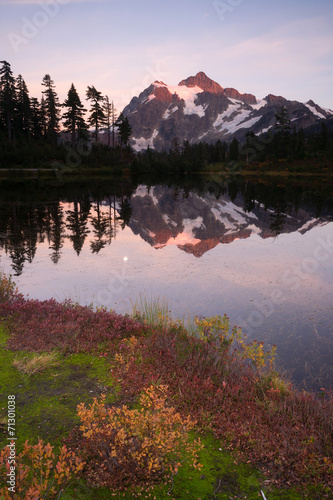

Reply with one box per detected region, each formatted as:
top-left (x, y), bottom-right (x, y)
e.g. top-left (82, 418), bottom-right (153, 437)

top-left (0, 297), bottom-right (147, 353)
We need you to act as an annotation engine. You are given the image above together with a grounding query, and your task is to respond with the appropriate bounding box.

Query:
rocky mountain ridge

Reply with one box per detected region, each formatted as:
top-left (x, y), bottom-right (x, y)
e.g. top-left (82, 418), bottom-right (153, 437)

top-left (122, 71), bottom-right (333, 152)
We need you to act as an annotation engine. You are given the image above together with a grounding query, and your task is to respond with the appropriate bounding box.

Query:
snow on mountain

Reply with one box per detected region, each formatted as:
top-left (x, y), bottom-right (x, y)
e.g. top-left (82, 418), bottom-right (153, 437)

top-left (304, 101), bottom-right (330, 119)
top-left (122, 72), bottom-right (333, 152)
top-left (132, 130), bottom-right (159, 152)
top-left (213, 104), bottom-right (262, 135)
top-left (251, 99), bottom-right (267, 111)
top-left (155, 82), bottom-right (206, 117)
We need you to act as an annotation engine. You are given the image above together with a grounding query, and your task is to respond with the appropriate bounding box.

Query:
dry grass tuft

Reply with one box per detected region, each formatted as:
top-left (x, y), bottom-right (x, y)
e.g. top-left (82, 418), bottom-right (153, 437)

top-left (13, 352), bottom-right (60, 376)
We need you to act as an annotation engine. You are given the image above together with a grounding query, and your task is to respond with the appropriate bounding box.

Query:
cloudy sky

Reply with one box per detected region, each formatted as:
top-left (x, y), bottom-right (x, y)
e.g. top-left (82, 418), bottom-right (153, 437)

top-left (1, 0), bottom-right (333, 111)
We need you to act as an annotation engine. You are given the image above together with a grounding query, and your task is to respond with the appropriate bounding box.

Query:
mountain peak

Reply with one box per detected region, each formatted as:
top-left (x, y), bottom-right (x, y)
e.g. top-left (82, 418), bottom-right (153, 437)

top-left (178, 71), bottom-right (224, 94)
top-left (122, 72), bottom-right (332, 152)
top-left (265, 94), bottom-right (287, 106)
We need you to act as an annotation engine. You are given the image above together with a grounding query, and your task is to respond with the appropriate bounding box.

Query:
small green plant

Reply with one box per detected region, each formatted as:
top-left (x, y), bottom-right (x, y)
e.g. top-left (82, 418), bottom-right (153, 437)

top-left (13, 352), bottom-right (60, 376)
top-left (77, 385), bottom-right (203, 490)
top-left (242, 339), bottom-right (277, 371)
top-left (195, 314), bottom-right (242, 348)
top-left (0, 439), bottom-right (84, 499)
top-left (194, 314), bottom-right (277, 371)
top-left (0, 273), bottom-right (18, 303)
top-left (131, 294), bottom-right (171, 328)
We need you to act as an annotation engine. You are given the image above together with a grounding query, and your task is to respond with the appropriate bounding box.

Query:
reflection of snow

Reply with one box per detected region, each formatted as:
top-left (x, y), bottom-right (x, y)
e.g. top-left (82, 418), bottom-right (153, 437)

top-left (156, 217), bottom-right (204, 248)
top-left (212, 199), bottom-right (258, 231)
top-left (133, 185), bottom-right (158, 205)
top-left (246, 224), bottom-right (262, 235)
top-left (162, 214), bottom-right (177, 227)
top-left (297, 218), bottom-right (330, 234)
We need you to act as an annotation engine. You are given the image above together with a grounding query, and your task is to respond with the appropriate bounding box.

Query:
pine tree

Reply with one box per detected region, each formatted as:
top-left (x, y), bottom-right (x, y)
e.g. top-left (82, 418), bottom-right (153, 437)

top-left (274, 106), bottom-right (291, 135)
top-left (296, 128), bottom-right (305, 159)
top-left (274, 106), bottom-right (291, 158)
top-left (319, 122), bottom-right (328, 150)
top-left (228, 137), bottom-right (239, 161)
top-left (110, 100), bottom-right (118, 149)
top-left (86, 85), bottom-right (105, 143)
top-left (30, 98), bottom-right (43, 139)
top-left (115, 113), bottom-right (132, 148)
top-left (103, 95), bottom-right (112, 147)
top-left (40, 96), bottom-right (48, 138)
top-left (15, 74), bottom-right (31, 135)
top-left (41, 74), bottom-right (60, 144)
top-left (171, 137), bottom-right (181, 156)
top-left (62, 83), bottom-right (88, 148)
top-left (102, 96), bottom-right (118, 148)
top-left (0, 60), bottom-right (16, 142)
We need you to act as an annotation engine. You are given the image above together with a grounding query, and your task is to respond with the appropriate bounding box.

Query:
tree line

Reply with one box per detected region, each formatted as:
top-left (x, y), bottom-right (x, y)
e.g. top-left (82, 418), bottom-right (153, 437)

top-left (0, 60), bottom-right (132, 167)
top-left (133, 107), bottom-right (333, 174)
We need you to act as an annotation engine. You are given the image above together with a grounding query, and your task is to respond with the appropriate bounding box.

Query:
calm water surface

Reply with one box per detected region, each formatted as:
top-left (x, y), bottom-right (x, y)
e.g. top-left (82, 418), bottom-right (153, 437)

top-left (1, 175), bottom-right (332, 390)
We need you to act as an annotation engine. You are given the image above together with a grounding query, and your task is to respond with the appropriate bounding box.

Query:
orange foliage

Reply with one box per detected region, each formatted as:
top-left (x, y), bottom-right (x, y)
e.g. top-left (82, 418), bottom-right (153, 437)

top-left (77, 385), bottom-right (203, 489)
top-left (0, 440), bottom-right (84, 500)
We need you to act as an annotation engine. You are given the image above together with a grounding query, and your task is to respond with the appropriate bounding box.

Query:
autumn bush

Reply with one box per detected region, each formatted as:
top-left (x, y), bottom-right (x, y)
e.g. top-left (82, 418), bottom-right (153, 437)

top-left (76, 385), bottom-right (203, 490)
top-left (112, 316), bottom-right (333, 492)
top-left (0, 273), bottom-right (21, 304)
top-left (0, 439), bottom-right (84, 500)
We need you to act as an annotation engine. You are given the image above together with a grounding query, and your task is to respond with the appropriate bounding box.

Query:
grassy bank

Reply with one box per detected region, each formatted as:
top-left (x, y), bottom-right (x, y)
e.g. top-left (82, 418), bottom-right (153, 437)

top-left (0, 277), bottom-right (332, 499)
top-left (204, 158), bottom-right (333, 176)
top-left (0, 166), bottom-right (130, 182)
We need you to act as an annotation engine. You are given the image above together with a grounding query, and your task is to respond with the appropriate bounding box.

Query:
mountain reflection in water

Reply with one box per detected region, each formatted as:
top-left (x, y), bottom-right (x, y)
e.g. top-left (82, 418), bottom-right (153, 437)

top-left (0, 176), bottom-right (332, 391)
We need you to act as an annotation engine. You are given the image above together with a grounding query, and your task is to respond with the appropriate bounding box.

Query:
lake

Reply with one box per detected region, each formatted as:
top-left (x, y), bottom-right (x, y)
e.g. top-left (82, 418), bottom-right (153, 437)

top-left (0, 173), bottom-right (332, 391)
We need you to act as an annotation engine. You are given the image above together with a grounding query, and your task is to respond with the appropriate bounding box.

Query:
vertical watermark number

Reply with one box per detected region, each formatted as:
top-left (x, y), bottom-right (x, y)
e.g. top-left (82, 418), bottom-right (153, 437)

top-left (6, 395), bottom-right (16, 494)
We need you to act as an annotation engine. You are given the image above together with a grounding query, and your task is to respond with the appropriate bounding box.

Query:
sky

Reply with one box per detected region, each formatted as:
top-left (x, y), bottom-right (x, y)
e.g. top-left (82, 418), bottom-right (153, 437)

top-left (1, 0), bottom-right (333, 112)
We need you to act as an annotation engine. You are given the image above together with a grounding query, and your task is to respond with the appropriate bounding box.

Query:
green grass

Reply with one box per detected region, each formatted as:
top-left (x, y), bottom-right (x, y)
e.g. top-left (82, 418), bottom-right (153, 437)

top-left (131, 293), bottom-right (171, 328)
top-left (130, 294), bottom-right (198, 337)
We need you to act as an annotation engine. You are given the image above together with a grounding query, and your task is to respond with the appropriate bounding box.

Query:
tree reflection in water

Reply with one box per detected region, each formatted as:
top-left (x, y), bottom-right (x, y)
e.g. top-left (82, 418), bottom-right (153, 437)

top-left (0, 175), bottom-right (332, 275)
